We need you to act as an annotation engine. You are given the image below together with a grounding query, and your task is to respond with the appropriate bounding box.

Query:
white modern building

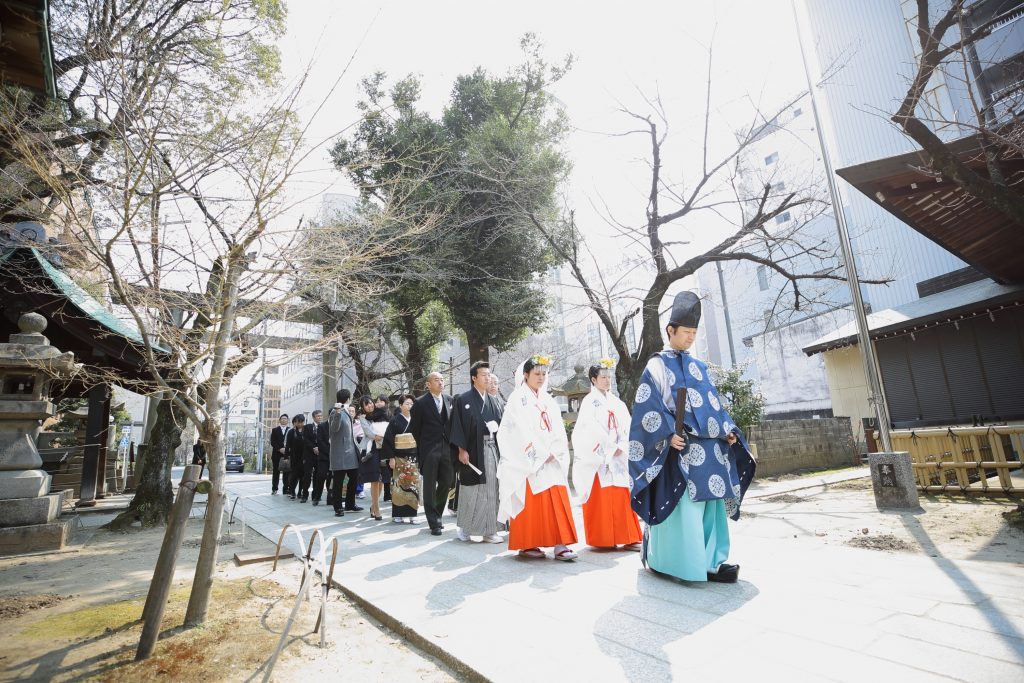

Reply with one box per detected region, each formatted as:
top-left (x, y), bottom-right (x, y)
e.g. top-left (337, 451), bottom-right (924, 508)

top-left (696, 93), bottom-right (849, 420)
top-left (696, 0), bottom-right (1021, 437)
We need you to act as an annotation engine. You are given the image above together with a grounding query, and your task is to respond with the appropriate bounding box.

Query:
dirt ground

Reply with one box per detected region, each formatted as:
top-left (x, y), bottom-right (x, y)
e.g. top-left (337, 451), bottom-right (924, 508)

top-left (0, 516), bottom-right (460, 682)
top-left (743, 474), bottom-right (1024, 562)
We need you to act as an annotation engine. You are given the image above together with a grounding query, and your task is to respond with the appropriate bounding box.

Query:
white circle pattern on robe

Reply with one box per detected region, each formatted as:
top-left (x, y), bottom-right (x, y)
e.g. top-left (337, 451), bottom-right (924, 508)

top-left (641, 411), bottom-right (662, 433)
top-left (725, 498), bottom-right (738, 517)
top-left (687, 388), bottom-right (703, 409)
top-left (688, 361), bottom-right (704, 381)
top-left (628, 440), bottom-right (645, 461)
top-left (683, 443), bottom-right (706, 467)
top-left (708, 474), bottom-right (727, 497)
top-left (733, 483), bottom-right (742, 498)
top-left (666, 368), bottom-right (676, 388)
top-left (678, 453), bottom-right (689, 475)
top-left (687, 479), bottom-right (698, 501)
top-left (708, 392), bottom-right (721, 411)
top-left (707, 416), bottom-right (720, 438)
top-left (635, 383), bottom-right (652, 404)
top-left (645, 464), bottom-right (663, 482)
top-left (714, 442), bottom-right (727, 465)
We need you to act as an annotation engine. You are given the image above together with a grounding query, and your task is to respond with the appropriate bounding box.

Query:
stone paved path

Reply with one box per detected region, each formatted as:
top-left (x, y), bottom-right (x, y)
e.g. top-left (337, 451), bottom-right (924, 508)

top-left (207, 469), bottom-right (1024, 683)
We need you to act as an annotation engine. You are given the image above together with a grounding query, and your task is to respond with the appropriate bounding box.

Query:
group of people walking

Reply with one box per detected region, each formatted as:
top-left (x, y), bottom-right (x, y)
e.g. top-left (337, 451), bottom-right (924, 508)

top-left (265, 290), bottom-right (756, 581)
top-left (268, 391), bottom-right (400, 519)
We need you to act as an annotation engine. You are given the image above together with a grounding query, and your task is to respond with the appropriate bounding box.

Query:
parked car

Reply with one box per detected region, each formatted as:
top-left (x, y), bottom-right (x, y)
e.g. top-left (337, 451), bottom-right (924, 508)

top-left (225, 453), bottom-right (245, 473)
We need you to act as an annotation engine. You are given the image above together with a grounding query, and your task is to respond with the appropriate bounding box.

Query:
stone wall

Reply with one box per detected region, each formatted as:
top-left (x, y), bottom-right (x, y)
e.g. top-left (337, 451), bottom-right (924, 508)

top-left (746, 417), bottom-right (856, 477)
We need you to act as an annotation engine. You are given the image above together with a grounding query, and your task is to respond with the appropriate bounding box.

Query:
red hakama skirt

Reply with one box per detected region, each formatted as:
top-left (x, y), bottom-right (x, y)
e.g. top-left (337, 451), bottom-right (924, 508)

top-left (582, 476), bottom-right (642, 547)
top-left (508, 482), bottom-right (578, 550)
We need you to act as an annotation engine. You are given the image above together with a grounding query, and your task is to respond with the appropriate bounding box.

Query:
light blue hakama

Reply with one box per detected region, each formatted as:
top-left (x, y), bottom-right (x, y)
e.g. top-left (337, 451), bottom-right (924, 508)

top-left (647, 493), bottom-right (730, 582)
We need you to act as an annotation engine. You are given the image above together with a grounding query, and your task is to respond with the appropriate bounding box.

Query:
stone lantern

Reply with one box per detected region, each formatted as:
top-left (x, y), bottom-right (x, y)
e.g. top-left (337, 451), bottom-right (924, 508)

top-left (0, 312), bottom-right (77, 555)
top-left (552, 364), bottom-right (592, 414)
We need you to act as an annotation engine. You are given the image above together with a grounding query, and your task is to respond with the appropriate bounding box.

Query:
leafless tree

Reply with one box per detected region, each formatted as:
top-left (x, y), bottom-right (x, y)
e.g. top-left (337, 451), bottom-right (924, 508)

top-left (524, 66), bottom-right (888, 403)
top-left (3, 17), bottom-right (439, 644)
top-left (894, 0), bottom-right (1024, 224)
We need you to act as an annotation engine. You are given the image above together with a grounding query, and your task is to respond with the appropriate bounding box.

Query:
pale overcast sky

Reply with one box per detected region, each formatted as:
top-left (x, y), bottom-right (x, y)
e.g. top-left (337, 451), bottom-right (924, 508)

top-left (276, 0), bottom-right (810, 256)
top-left (225, 0), bottom-right (817, 396)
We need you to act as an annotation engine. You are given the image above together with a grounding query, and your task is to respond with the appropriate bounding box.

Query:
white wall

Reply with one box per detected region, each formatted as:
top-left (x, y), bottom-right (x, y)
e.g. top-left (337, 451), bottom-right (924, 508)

top-left (821, 344), bottom-right (872, 446)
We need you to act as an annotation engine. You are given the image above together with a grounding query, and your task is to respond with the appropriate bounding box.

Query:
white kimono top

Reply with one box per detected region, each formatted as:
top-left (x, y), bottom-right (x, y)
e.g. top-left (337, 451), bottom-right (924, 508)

top-left (570, 387), bottom-right (632, 503)
top-left (496, 383), bottom-right (570, 522)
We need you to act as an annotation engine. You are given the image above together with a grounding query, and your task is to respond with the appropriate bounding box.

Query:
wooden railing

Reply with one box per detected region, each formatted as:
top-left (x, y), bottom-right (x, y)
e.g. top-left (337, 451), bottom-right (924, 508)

top-left (890, 425), bottom-right (1024, 495)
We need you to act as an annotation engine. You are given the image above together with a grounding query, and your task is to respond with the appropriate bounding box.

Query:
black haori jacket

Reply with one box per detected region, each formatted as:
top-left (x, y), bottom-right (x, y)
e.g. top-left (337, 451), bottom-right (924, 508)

top-left (449, 388), bottom-right (503, 485)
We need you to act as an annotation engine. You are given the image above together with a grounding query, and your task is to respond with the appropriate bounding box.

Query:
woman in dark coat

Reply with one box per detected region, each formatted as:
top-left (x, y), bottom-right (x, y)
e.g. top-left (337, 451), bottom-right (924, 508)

top-left (382, 394), bottom-right (419, 523)
top-left (357, 395), bottom-right (387, 520)
top-left (375, 395), bottom-right (393, 502)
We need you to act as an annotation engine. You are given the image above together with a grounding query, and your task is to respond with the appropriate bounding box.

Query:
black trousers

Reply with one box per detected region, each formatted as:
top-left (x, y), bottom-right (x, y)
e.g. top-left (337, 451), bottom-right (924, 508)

top-left (331, 468), bottom-right (358, 512)
top-left (271, 453), bottom-right (282, 492)
top-left (285, 459), bottom-right (302, 496)
top-left (420, 443), bottom-right (454, 530)
top-left (300, 455), bottom-right (315, 499)
top-left (312, 460), bottom-right (331, 501)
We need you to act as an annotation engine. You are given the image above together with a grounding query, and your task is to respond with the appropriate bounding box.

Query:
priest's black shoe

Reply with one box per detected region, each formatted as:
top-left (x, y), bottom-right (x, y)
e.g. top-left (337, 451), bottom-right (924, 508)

top-left (707, 563), bottom-right (740, 583)
top-left (312, 500), bottom-right (319, 506)
top-left (346, 505), bottom-right (364, 512)
top-left (430, 527), bottom-right (442, 536)
top-left (334, 510), bottom-right (344, 517)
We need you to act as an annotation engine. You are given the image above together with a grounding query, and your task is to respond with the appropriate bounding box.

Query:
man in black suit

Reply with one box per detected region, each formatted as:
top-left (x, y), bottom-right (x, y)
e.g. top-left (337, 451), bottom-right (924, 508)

top-left (192, 441), bottom-right (207, 479)
top-left (298, 413), bottom-right (318, 503)
top-left (285, 415), bottom-right (306, 499)
top-left (269, 414), bottom-right (289, 494)
top-left (311, 409), bottom-right (332, 506)
top-left (409, 371), bottom-right (455, 535)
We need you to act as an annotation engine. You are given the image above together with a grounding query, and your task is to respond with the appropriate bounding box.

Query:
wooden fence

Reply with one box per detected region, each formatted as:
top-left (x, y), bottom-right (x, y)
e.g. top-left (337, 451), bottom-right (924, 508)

top-left (890, 425), bottom-right (1024, 495)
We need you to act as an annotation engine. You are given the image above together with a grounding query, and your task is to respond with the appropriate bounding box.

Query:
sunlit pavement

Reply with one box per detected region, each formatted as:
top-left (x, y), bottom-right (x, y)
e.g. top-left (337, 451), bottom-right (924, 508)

top-left (172, 467), bottom-right (1024, 682)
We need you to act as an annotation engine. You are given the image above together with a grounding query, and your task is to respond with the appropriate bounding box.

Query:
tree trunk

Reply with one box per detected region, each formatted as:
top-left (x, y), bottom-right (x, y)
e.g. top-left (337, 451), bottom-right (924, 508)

top-left (466, 332), bottom-right (489, 364)
top-left (639, 277), bottom-right (670, 369)
top-left (347, 340), bottom-right (373, 398)
top-left (184, 256), bottom-right (242, 628)
top-left (104, 395), bottom-right (183, 530)
top-left (615, 357), bottom-right (642, 407)
top-left (400, 312), bottom-right (426, 392)
top-left (184, 420), bottom-right (224, 627)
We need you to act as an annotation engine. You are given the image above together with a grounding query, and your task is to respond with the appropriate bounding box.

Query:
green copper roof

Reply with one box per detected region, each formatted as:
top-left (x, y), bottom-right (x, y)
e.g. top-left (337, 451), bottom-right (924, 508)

top-left (31, 248), bottom-right (170, 353)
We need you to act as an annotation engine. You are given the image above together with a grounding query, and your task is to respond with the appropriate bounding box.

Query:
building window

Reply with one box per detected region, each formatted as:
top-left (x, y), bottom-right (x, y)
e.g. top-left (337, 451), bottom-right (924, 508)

top-left (764, 152), bottom-right (778, 166)
top-left (775, 211), bottom-right (791, 224)
top-left (793, 107), bottom-right (802, 117)
top-left (771, 181), bottom-right (786, 193)
top-left (757, 265), bottom-right (769, 291)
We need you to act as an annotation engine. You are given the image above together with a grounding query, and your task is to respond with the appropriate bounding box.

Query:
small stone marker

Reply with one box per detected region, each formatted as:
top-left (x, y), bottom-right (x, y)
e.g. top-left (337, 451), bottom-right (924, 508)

top-left (868, 451), bottom-right (920, 509)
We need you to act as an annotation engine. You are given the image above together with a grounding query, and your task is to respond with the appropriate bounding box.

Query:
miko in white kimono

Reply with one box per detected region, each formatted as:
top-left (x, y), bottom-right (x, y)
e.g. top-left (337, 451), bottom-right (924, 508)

top-left (571, 361), bottom-right (643, 550)
top-left (497, 355), bottom-right (580, 561)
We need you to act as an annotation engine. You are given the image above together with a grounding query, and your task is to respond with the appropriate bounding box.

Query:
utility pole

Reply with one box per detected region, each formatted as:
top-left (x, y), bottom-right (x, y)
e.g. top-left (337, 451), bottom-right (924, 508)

top-left (255, 347), bottom-right (267, 472)
top-left (793, 0), bottom-right (892, 451)
top-left (715, 261), bottom-right (738, 367)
